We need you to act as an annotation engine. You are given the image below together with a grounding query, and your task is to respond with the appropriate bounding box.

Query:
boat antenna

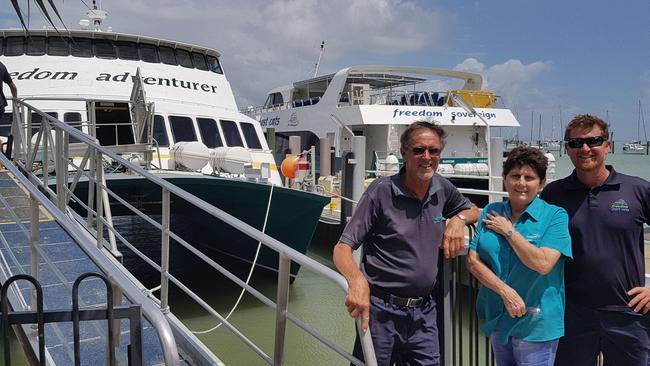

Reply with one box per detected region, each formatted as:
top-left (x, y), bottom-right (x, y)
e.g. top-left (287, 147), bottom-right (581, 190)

top-left (313, 41), bottom-right (325, 78)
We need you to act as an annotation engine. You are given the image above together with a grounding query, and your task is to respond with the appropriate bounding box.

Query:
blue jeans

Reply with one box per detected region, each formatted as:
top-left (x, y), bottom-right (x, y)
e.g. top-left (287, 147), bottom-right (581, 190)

top-left (353, 294), bottom-right (439, 366)
top-left (491, 329), bottom-right (559, 366)
top-left (555, 302), bottom-right (650, 366)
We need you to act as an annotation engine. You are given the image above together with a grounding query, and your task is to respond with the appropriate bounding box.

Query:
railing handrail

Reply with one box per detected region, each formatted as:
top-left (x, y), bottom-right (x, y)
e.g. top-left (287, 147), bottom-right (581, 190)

top-left (10, 98), bottom-right (374, 365)
top-left (0, 150), bottom-right (180, 366)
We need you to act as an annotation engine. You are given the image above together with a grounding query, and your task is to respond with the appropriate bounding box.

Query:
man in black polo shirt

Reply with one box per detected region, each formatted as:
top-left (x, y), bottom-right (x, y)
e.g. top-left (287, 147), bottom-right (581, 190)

top-left (541, 114), bottom-right (650, 366)
top-left (0, 61), bottom-right (18, 115)
top-left (333, 121), bottom-right (479, 365)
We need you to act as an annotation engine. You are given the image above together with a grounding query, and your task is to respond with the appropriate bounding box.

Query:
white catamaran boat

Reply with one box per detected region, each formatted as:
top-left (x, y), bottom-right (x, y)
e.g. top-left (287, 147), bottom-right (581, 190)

top-left (244, 65), bottom-right (520, 206)
top-left (0, 10), bottom-right (328, 276)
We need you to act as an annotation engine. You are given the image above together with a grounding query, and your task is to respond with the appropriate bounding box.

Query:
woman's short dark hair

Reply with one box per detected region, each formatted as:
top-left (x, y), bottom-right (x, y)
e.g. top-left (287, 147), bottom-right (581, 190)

top-left (400, 121), bottom-right (447, 150)
top-left (503, 146), bottom-right (548, 181)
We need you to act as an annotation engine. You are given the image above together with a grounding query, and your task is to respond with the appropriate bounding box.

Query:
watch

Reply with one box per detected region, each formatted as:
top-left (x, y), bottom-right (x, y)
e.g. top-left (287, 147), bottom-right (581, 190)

top-left (456, 214), bottom-right (467, 223)
top-left (505, 228), bottom-right (515, 238)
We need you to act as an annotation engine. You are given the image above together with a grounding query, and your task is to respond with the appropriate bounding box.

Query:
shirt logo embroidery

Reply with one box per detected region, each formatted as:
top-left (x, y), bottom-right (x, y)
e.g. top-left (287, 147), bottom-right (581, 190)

top-left (433, 214), bottom-right (444, 223)
top-left (610, 199), bottom-right (630, 212)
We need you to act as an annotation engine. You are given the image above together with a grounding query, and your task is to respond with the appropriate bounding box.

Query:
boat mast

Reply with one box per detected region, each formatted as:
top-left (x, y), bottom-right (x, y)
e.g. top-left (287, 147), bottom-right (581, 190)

top-left (313, 41), bottom-right (325, 78)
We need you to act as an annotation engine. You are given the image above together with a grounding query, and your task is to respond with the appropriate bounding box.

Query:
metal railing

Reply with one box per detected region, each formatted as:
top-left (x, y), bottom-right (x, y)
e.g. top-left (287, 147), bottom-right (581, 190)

top-left (8, 98), bottom-right (377, 365)
top-left (1, 273), bottom-right (143, 366)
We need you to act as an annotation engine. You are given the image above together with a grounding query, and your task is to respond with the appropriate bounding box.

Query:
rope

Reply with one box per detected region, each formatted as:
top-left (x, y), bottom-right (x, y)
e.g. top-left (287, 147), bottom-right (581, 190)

top-left (191, 183), bottom-right (275, 335)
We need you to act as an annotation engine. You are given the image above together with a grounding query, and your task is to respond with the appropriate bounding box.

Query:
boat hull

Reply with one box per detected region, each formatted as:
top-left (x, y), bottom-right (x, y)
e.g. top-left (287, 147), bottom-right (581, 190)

top-left (67, 174), bottom-right (330, 277)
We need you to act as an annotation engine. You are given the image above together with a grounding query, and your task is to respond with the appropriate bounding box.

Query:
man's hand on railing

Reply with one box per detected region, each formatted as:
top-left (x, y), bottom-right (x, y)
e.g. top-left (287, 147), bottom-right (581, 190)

top-left (345, 274), bottom-right (371, 332)
top-left (443, 216), bottom-right (467, 259)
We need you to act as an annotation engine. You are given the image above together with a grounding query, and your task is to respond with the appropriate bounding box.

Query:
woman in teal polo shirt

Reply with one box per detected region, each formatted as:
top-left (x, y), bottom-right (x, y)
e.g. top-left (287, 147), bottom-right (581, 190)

top-left (467, 147), bottom-right (572, 366)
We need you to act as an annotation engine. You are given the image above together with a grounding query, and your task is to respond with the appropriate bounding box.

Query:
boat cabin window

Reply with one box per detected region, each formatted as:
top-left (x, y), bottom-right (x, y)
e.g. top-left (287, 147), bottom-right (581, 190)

top-left (176, 49), bottom-right (194, 68)
top-left (192, 53), bottom-right (208, 71)
top-left (94, 103), bottom-right (134, 146)
top-left (116, 41), bottom-right (139, 60)
top-left (31, 112), bottom-right (58, 137)
top-left (197, 118), bottom-right (223, 148)
top-left (5, 36), bottom-right (25, 56)
top-left (206, 56), bottom-right (223, 74)
top-left (240, 122), bottom-right (262, 149)
top-left (153, 115), bottom-right (170, 147)
top-left (159, 46), bottom-right (177, 65)
top-left (264, 93), bottom-right (284, 108)
top-left (70, 38), bottom-right (93, 58)
top-left (26, 36), bottom-right (46, 56)
top-left (64, 112), bottom-right (83, 143)
top-left (139, 44), bottom-right (159, 63)
top-left (219, 120), bottom-right (244, 147)
top-left (48, 37), bottom-right (71, 56)
top-left (94, 39), bottom-right (117, 59)
top-left (169, 116), bottom-right (197, 143)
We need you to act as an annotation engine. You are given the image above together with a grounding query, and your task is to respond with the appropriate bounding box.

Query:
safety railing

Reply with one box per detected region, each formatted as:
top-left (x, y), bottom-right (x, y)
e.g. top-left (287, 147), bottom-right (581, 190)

top-left (1, 273), bottom-right (143, 366)
top-left (8, 98), bottom-right (377, 365)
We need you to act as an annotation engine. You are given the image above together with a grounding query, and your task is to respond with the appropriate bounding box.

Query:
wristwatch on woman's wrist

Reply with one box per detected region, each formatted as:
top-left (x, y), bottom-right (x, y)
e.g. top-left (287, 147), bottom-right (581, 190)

top-left (505, 228), bottom-right (515, 238)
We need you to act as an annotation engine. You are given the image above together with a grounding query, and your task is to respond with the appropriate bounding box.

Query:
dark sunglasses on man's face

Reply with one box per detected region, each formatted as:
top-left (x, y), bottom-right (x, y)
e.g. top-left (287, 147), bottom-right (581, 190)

top-left (411, 147), bottom-right (441, 156)
top-left (565, 136), bottom-right (607, 149)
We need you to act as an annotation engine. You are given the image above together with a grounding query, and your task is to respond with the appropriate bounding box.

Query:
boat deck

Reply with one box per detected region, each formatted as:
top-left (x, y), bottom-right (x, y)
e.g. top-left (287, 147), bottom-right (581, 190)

top-left (0, 170), bottom-right (177, 365)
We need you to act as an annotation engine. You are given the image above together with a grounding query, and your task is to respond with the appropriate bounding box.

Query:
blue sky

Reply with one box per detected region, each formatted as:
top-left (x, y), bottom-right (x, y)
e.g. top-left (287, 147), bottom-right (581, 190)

top-left (2, 0), bottom-right (649, 140)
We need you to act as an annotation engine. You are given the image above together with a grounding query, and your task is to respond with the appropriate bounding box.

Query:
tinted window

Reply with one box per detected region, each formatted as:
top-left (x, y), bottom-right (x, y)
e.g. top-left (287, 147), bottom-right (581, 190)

top-left (219, 120), bottom-right (243, 147)
top-left (116, 41), bottom-right (139, 60)
top-left (26, 36), bottom-right (46, 56)
top-left (191, 53), bottom-right (208, 71)
top-left (176, 49), bottom-right (193, 68)
top-left (48, 37), bottom-right (70, 56)
top-left (64, 112), bottom-right (83, 143)
top-left (159, 46), bottom-right (176, 65)
top-left (153, 115), bottom-right (169, 147)
top-left (94, 39), bottom-right (116, 59)
top-left (169, 116), bottom-right (197, 143)
top-left (0, 37), bottom-right (3, 55)
top-left (206, 56), bottom-right (223, 74)
top-left (139, 44), bottom-right (159, 63)
top-left (5, 36), bottom-right (25, 56)
top-left (31, 112), bottom-right (58, 136)
top-left (0, 114), bottom-right (11, 136)
top-left (240, 122), bottom-right (262, 149)
top-left (70, 38), bottom-right (93, 57)
top-left (197, 118), bottom-right (223, 148)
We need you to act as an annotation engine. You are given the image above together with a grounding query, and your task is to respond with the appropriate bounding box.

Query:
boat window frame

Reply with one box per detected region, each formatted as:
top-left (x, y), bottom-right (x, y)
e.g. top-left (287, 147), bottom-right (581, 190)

top-left (191, 52), bottom-right (209, 71)
top-left (70, 37), bottom-right (93, 58)
top-left (159, 45), bottom-right (177, 65)
top-left (139, 43), bottom-right (160, 63)
top-left (64, 112), bottom-right (83, 143)
top-left (219, 120), bottom-right (245, 147)
top-left (176, 49), bottom-right (194, 68)
top-left (169, 115), bottom-right (198, 143)
top-left (206, 55), bottom-right (223, 74)
top-left (197, 117), bottom-right (224, 148)
top-left (4, 36), bottom-right (26, 56)
top-left (25, 36), bottom-right (46, 56)
top-left (239, 122), bottom-right (263, 149)
top-left (115, 40), bottom-right (140, 61)
top-left (152, 115), bottom-right (170, 147)
top-left (47, 36), bottom-right (71, 56)
top-left (93, 39), bottom-right (117, 59)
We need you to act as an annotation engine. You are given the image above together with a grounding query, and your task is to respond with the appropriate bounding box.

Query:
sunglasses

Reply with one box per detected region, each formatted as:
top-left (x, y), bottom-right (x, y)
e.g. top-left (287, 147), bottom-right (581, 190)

top-left (411, 147), bottom-right (441, 156)
top-left (565, 136), bottom-right (607, 149)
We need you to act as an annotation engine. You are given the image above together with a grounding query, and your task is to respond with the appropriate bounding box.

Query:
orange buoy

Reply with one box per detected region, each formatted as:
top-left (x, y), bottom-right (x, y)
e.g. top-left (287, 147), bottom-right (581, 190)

top-left (280, 155), bottom-right (299, 179)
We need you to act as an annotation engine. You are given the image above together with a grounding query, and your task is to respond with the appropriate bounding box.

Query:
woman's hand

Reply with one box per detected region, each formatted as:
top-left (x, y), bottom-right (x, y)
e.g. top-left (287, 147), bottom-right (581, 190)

top-left (483, 211), bottom-right (514, 237)
top-left (499, 285), bottom-right (527, 318)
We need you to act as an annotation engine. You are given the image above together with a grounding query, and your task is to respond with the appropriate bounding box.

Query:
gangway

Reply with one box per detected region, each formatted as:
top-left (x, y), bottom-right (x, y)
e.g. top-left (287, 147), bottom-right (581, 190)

top-left (2, 95), bottom-right (377, 365)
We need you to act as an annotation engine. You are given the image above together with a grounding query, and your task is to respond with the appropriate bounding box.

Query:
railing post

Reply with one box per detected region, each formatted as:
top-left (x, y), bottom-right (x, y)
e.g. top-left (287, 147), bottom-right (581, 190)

top-left (441, 255), bottom-right (453, 366)
top-left (86, 147), bottom-right (96, 228)
top-left (274, 253), bottom-right (291, 365)
top-left (55, 127), bottom-right (66, 210)
top-left (95, 150), bottom-right (104, 249)
top-left (29, 192), bottom-right (40, 337)
top-left (42, 121), bottom-right (49, 189)
top-left (160, 188), bottom-right (171, 313)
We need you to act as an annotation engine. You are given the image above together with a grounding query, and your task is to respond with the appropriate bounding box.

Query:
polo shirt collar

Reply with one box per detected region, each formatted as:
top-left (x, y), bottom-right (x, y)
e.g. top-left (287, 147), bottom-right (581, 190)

top-left (391, 167), bottom-right (441, 199)
top-left (563, 165), bottom-right (621, 190)
top-left (504, 196), bottom-right (543, 222)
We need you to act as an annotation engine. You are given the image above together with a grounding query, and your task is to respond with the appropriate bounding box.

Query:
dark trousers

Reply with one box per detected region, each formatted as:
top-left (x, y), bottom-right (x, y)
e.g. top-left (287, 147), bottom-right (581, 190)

top-left (555, 302), bottom-right (650, 366)
top-left (353, 294), bottom-right (439, 366)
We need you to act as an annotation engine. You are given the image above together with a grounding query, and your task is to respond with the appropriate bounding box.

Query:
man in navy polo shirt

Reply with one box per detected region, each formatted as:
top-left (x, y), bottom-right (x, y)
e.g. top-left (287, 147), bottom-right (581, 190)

top-left (541, 114), bottom-right (650, 366)
top-left (333, 121), bottom-right (479, 365)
